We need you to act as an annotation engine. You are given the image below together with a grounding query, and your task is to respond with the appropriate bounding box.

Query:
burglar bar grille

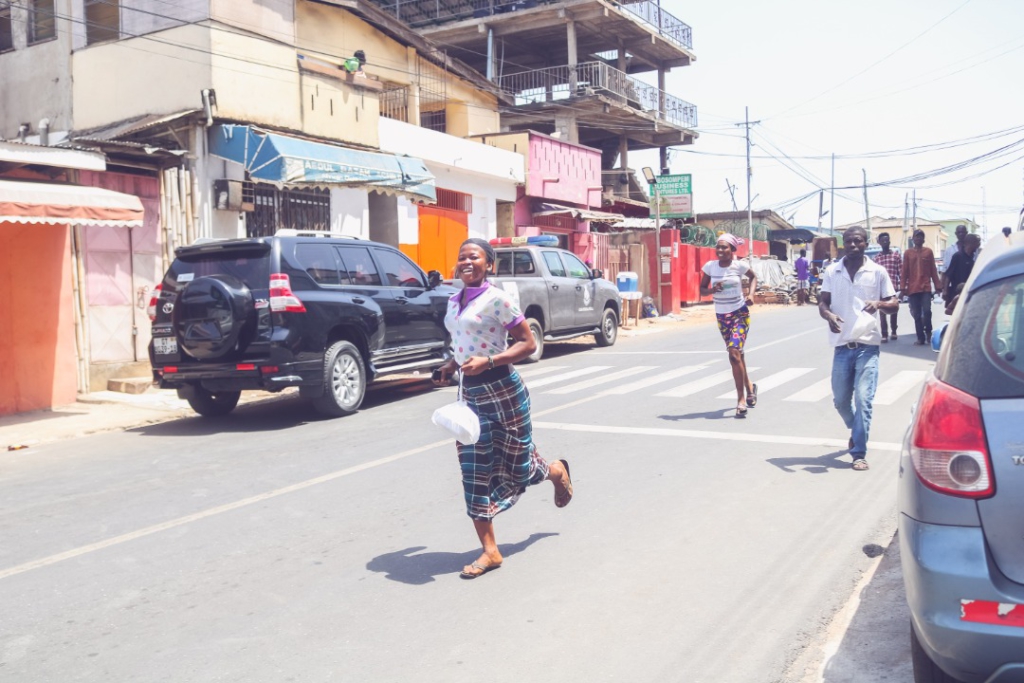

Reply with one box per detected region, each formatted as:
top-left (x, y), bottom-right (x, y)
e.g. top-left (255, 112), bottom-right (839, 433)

top-left (247, 186), bottom-right (331, 238)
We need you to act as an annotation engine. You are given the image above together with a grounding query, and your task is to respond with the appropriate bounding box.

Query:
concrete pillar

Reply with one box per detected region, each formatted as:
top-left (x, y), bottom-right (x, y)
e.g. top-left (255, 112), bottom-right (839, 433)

top-left (407, 46), bottom-right (421, 125)
top-left (567, 19), bottom-right (578, 93)
top-left (555, 112), bottom-right (579, 144)
top-left (619, 135), bottom-right (629, 171)
top-left (658, 67), bottom-right (666, 121)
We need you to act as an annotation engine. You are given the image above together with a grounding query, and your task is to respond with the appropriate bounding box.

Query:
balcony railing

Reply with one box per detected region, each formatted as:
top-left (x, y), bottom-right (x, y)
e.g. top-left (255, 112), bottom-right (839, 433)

top-left (616, 0), bottom-right (692, 51)
top-left (497, 62), bottom-right (698, 130)
top-left (367, 0), bottom-right (693, 50)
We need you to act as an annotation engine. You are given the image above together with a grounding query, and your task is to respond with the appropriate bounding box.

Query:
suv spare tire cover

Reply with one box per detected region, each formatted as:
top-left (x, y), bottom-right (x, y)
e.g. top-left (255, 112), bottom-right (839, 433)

top-left (174, 275), bottom-right (256, 360)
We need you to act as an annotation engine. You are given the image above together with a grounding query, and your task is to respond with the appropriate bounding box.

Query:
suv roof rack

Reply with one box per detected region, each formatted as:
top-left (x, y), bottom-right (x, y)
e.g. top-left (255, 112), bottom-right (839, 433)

top-left (275, 229), bottom-right (360, 239)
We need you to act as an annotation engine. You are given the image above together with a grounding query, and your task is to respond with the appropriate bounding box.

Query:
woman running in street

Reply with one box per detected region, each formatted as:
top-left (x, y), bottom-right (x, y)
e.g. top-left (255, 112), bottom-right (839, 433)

top-left (700, 233), bottom-right (758, 418)
top-left (432, 238), bottom-right (573, 579)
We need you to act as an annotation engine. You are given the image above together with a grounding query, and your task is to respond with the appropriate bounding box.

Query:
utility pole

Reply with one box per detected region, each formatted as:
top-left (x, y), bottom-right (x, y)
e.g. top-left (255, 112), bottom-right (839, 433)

top-left (862, 169), bottom-right (871, 239)
top-left (912, 188), bottom-right (918, 233)
top-left (724, 178), bottom-right (738, 211)
top-left (817, 190), bottom-right (824, 230)
top-left (734, 106), bottom-right (760, 248)
top-left (830, 153), bottom-right (835, 234)
top-left (982, 186), bottom-right (988, 240)
top-left (902, 193), bottom-right (909, 248)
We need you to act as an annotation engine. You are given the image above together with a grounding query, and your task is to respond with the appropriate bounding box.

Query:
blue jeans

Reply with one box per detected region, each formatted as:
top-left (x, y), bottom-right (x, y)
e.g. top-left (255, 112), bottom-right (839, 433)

top-left (831, 344), bottom-right (880, 457)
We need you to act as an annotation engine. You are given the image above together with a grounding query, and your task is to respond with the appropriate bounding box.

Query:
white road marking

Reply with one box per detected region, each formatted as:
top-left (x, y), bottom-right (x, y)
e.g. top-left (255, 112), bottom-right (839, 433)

top-left (785, 377), bottom-right (834, 402)
top-left (744, 328), bottom-right (822, 353)
top-left (0, 438), bottom-right (453, 581)
top-left (514, 365), bottom-right (568, 379)
top-left (601, 364), bottom-right (716, 395)
top-left (873, 370), bottom-right (928, 405)
top-left (534, 421), bottom-right (902, 451)
top-left (715, 367), bottom-right (815, 399)
top-left (595, 351), bottom-right (720, 355)
top-left (525, 366), bottom-right (611, 388)
top-left (545, 366), bottom-right (658, 395)
top-left (656, 368), bottom-right (761, 398)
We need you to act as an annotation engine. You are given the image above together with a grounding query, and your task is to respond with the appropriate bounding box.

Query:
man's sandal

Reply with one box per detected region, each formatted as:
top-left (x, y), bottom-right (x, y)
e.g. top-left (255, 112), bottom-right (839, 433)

top-left (852, 459), bottom-right (869, 471)
top-left (746, 384), bottom-right (758, 408)
top-left (460, 561), bottom-right (501, 579)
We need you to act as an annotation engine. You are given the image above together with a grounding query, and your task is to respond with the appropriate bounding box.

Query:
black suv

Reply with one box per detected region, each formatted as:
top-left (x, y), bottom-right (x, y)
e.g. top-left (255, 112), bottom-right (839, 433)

top-left (149, 231), bottom-right (455, 417)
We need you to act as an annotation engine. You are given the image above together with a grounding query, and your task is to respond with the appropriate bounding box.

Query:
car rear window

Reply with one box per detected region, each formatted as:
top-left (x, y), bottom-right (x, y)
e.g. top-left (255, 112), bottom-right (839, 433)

top-left (164, 247), bottom-right (271, 292)
top-left (940, 273), bottom-right (1024, 399)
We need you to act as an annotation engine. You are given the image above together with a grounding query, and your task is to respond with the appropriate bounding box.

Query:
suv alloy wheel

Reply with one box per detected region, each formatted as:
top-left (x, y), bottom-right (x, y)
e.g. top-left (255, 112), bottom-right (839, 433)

top-left (312, 340), bottom-right (366, 416)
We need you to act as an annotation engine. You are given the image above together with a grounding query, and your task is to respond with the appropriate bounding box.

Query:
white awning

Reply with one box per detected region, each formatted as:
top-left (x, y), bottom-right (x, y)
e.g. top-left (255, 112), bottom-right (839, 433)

top-left (0, 179), bottom-right (144, 227)
top-left (533, 202), bottom-right (625, 222)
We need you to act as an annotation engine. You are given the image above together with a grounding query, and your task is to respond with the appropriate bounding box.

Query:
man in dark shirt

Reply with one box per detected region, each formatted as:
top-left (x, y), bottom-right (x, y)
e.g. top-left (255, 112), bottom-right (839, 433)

top-left (872, 232), bottom-right (901, 341)
top-left (944, 233), bottom-right (980, 303)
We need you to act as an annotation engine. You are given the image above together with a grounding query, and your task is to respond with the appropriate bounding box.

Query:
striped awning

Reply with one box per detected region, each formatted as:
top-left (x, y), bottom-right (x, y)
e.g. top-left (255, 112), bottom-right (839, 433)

top-left (0, 179), bottom-right (144, 227)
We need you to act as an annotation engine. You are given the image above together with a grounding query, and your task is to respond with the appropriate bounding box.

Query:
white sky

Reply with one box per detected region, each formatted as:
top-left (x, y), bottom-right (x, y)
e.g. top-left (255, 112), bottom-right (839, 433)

top-left (634, 0), bottom-right (1024, 236)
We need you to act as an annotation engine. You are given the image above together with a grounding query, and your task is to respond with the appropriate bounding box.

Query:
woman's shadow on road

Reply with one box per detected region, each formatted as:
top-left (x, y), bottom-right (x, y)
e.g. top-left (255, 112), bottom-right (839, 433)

top-left (367, 532), bottom-right (558, 585)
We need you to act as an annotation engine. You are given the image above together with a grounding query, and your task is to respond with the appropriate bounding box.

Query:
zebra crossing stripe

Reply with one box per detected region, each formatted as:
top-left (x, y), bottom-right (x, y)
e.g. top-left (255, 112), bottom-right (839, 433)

top-left (715, 367), bottom-right (815, 399)
top-left (600, 364), bottom-right (716, 395)
top-left (545, 366), bottom-right (658, 395)
top-left (873, 370), bottom-right (928, 405)
top-left (655, 368), bottom-right (761, 398)
top-left (526, 366), bottom-right (612, 389)
top-left (515, 365), bottom-right (568, 379)
top-left (533, 421), bottom-right (902, 451)
top-left (784, 377), bottom-right (833, 402)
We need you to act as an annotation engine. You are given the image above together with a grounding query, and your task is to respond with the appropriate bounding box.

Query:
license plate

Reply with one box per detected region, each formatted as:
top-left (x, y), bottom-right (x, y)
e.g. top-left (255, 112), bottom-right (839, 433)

top-left (153, 337), bottom-right (178, 355)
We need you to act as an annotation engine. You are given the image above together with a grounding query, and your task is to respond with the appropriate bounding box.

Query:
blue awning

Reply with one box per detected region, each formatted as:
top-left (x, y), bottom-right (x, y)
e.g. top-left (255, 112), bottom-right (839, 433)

top-left (209, 124), bottom-right (436, 203)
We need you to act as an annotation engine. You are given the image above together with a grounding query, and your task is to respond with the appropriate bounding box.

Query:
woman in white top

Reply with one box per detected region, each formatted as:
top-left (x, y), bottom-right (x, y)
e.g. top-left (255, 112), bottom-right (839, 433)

top-left (432, 238), bottom-right (573, 579)
top-left (700, 234), bottom-right (759, 418)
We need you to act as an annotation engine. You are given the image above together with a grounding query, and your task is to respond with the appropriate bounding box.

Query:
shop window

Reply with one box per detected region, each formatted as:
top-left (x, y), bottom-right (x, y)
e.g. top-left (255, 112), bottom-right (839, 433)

top-left (85, 0), bottom-right (119, 45)
top-left (246, 186), bottom-right (331, 238)
top-left (28, 0), bottom-right (56, 44)
top-left (0, 4), bottom-right (13, 53)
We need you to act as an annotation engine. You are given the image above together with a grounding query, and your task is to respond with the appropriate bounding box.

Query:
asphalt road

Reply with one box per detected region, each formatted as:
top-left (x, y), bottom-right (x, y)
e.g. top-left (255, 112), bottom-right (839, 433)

top-left (0, 305), bottom-right (936, 683)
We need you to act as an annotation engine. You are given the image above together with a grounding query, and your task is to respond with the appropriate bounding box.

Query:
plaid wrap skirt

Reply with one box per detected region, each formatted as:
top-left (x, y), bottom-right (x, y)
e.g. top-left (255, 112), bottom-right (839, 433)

top-left (458, 369), bottom-right (550, 520)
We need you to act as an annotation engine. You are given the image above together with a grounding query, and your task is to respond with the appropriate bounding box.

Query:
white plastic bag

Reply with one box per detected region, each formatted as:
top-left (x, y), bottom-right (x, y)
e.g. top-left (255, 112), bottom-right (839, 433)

top-left (838, 300), bottom-right (877, 344)
top-left (431, 377), bottom-right (481, 444)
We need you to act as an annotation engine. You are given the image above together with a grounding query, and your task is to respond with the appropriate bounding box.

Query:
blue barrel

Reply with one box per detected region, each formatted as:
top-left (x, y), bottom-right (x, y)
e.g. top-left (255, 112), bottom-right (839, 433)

top-left (616, 271), bottom-right (638, 292)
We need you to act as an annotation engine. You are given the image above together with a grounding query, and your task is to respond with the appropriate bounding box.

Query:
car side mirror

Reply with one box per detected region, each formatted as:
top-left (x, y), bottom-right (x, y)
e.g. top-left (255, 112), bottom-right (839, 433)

top-left (931, 325), bottom-right (946, 352)
top-left (591, 268), bottom-right (603, 280)
top-left (427, 270), bottom-right (442, 289)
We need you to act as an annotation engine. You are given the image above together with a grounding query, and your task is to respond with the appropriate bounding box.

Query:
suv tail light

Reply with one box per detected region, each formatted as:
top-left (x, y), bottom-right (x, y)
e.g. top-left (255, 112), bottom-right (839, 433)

top-left (147, 284), bottom-right (163, 322)
top-left (269, 273), bottom-right (306, 313)
top-left (910, 376), bottom-right (994, 498)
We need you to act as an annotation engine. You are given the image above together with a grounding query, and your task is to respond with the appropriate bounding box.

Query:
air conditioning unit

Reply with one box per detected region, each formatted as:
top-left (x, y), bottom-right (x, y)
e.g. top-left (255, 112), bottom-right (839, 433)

top-left (213, 179), bottom-right (255, 212)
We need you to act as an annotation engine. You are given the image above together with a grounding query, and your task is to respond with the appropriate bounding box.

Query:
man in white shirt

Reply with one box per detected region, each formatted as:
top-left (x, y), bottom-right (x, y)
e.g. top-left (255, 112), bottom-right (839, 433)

top-left (818, 226), bottom-right (899, 471)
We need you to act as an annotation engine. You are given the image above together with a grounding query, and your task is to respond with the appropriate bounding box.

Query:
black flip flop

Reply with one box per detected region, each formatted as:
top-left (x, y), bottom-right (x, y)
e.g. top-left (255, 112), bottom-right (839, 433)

top-left (460, 561), bottom-right (501, 579)
top-left (555, 459), bottom-right (573, 508)
top-left (746, 383), bottom-right (758, 408)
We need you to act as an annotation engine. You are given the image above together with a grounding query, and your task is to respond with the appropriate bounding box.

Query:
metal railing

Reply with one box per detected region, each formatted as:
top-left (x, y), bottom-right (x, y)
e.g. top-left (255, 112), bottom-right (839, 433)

top-left (380, 85), bottom-right (410, 123)
top-left (616, 0), bottom-right (692, 51)
top-left (367, 0), bottom-right (693, 50)
top-left (497, 62), bottom-right (698, 129)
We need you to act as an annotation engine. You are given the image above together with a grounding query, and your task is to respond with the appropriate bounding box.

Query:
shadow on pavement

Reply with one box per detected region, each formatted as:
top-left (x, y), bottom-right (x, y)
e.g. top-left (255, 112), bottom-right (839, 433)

top-left (366, 532), bottom-right (559, 585)
top-left (819, 531), bottom-right (912, 682)
top-left (878, 338), bottom-right (941, 361)
top-left (767, 448), bottom-right (853, 474)
top-left (658, 408), bottom-right (733, 421)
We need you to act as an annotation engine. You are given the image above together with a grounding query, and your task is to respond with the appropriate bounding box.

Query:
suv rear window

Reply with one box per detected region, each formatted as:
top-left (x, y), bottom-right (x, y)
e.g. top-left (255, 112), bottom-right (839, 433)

top-left (940, 273), bottom-right (1024, 399)
top-left (164, 247), bottom-right (271, 292)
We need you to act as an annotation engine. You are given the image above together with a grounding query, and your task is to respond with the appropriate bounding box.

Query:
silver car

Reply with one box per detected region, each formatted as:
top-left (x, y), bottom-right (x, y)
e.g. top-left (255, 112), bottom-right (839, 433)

top-left (899, 234), bottom-right (1024, 683)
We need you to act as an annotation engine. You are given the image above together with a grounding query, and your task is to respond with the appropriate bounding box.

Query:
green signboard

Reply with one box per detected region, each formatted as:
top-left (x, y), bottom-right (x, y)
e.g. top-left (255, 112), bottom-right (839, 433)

top-left (650, 173), bottom-right (692, 219)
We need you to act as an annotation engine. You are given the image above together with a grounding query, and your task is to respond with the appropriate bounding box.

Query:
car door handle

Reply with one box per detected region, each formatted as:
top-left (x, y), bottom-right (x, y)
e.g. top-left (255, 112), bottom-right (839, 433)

top-left (551, 285), bottom-right (559, 290)
top-left (575, 285), bottom-right (582, 291)
top-left (352, 297), bottom-right (365, 304)
top-left (395, 296), bottom-right (409, 304)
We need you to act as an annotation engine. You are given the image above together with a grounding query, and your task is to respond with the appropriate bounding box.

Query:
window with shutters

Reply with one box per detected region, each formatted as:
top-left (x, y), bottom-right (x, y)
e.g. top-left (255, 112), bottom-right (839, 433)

top-left (85, 0), bottom-right (119, 45)
top-left (28, 0), bottom-right (56, 44)
top-left (0, 3), bottom-right (13, 53)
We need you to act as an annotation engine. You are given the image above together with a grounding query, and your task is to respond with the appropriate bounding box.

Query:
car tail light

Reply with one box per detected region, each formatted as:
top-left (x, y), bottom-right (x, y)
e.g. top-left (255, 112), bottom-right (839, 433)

top-left (163, 366), bottom-right (178, 374)
top-left (147, 284), bottom-right (163, 322)
top-left (269, 273), bottom-right (306, 313)
top-left (260, 366), bottom-right (279, 374)
top-left (910, 376), bottom-right (994, 498)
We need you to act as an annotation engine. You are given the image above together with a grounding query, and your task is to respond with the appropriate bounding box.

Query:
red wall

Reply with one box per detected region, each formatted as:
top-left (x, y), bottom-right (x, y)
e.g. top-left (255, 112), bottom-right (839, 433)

top-left (0, 222), bottom-right (78, 414)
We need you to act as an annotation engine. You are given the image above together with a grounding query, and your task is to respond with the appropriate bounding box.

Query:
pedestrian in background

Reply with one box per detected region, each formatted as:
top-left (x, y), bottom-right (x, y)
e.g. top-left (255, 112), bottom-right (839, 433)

top-left (940, 224), bottom-right (968, 304)
top-left (794, 249), bottom-right (810, 305)
top-left (943, 233), bottom-right (981, 307)
top-left (433, 238), bottom-right (573, 579)
top-left (871, 232), bottom-right (901, 342)
top-left (901, 229), bottom-right (942, 346)
top-left (700, 233), bottom-right (758, 418)
top-left (819, 226), bottom-right (898, 471)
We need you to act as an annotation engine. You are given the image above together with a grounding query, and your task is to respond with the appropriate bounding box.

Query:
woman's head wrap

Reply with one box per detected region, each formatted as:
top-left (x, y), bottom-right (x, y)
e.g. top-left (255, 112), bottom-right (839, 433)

top-left (460, 237), bottom-right (496, 265)
top-left (717, 233), bottom-right (745, 251)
